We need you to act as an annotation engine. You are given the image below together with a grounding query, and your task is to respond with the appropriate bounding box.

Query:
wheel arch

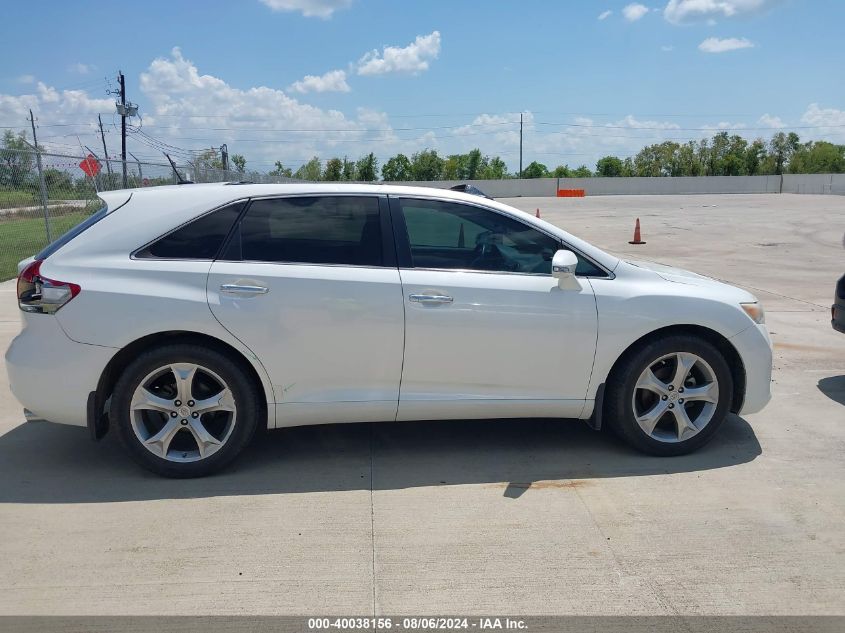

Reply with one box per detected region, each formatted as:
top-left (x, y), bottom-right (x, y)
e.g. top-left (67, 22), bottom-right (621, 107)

top-left (602, 324), bottom-right (746, 415)
top-left (93, 331), bottom-right (272, 438)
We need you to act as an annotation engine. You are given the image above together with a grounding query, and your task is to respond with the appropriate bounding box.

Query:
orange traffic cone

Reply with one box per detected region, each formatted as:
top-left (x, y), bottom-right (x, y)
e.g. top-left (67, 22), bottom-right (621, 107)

top-left (628, 218), bottom-right (646, 245)
top-left (535, 208), bottom-right (541, 218)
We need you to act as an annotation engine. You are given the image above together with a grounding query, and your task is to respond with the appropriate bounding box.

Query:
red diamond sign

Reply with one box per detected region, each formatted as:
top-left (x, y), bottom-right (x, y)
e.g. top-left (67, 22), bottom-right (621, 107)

top-left (79, 154), bottom-right (101, 178)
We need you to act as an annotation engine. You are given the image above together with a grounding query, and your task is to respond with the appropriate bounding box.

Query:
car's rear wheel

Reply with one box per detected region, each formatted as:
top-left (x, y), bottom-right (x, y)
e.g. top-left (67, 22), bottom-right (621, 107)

top-left (112, 344), bottom-right (260, 477)
top-left (605, 335), bottom-right (733, 456)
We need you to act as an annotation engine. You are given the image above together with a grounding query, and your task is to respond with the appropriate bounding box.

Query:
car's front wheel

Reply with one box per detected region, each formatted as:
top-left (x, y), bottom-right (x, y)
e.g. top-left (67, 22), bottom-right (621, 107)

top-left (112, 344), bottom-right (260, 477)
top-left (605, 335), bottom-right (733, 456)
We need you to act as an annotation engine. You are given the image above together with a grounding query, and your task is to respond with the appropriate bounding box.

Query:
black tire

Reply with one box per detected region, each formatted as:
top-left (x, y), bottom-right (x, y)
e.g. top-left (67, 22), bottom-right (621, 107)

top-left (605, 334), bottom-right (733, 456)
top-left (112, 343), bottom-right (260, 477)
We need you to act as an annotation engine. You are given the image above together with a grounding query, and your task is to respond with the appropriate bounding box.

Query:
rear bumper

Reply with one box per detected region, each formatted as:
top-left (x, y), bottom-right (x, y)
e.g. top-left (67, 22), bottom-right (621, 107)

top-left (5, 314), bottom-right (114, 427)
top-left (833, 303), bottom-right (845, 333)
top-left (729, 323), bottom-right (773, 415)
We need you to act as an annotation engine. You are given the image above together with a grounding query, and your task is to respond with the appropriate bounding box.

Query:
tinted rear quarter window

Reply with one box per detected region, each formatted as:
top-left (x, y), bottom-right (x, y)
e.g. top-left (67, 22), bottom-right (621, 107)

top-left (137, 201), bottom-right (245, 259)
top-left (228, 196), bottom-right (382, 266)
top-left (36, 206), bottom-right (109, 260)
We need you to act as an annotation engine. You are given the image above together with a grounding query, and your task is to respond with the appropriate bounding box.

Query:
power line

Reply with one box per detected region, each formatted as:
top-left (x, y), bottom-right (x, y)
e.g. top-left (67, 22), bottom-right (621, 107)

top-left (136, 121), bottom-right (517, 133)
top-left (535, 121), bottom-right (845, 131)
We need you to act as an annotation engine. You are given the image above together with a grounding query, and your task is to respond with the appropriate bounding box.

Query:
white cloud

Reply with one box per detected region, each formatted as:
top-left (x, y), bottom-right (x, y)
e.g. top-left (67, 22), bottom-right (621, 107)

top-left (134, 48), bottom-right (397, 169)
top-left (288, 69), bottom-right (350, 93)
top-left (356, 31), bottom-right (441, 76)
top-left (800, 103), bottom-right (845, 139)
top-left (258, 0), bottom-right (351, 18)
top-left (698, 36), bottom-right (754, 52)
top-left (68, 63), bottom-right (94, 74)
top-left (0, 82), bottom-right (113, 154)
top-left (661, 45), bottom-right (675, 51)
top-left (757, 113), bottom-right (785, 128)
top-left (664, 0), bottom-right (775, 24)
top-left (16, 74), bottom-right (35, 84)
top-left (598, 10), bottom-right (612, 20)
top-left (623, 3), bottom-right (650, 21)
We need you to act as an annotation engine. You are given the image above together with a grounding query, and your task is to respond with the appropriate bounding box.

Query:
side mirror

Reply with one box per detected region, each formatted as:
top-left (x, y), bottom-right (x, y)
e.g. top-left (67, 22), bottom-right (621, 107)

top-left (552, 250), bottom-right (579, 279)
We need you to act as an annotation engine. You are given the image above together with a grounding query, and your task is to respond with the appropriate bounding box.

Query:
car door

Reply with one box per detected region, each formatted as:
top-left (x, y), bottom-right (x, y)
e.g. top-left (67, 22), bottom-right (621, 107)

top-left (207, 194), bottom-right (404, 427)
top-left (390, 196), bottom-right (600, 421)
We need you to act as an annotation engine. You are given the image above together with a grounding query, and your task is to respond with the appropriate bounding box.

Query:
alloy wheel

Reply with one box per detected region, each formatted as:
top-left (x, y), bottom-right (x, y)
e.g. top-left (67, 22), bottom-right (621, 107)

top-left (130, 363), bottom-right (237, 462)
top-left (631, 351), bottom-right (720, 443)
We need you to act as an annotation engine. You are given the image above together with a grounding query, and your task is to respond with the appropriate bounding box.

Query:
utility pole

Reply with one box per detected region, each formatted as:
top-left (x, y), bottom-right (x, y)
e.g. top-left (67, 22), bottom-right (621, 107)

top-left (28, 109), bottom-right (52, 242)
top-left (519, 112), bottom-right (523, 179)
top-left (118, 71), bottom-right (127, 188)
top-left (220, 143), bottom-right (229, 171)
top-left (98, 114), bottom-right (113, 179)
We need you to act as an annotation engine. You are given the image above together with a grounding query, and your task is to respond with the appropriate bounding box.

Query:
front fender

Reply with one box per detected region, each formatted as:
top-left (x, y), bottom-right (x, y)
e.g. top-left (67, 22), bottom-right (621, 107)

top-left (586, 275), bottom-right (758, 401)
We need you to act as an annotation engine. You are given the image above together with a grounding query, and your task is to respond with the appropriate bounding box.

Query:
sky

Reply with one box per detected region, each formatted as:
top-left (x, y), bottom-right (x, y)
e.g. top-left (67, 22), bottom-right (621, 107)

top-left (1, 0), bottom-right (844, 174)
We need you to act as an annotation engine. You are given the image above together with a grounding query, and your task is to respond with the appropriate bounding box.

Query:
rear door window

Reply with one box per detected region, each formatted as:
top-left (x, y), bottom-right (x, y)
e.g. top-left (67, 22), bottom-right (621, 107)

top-left (225, 196), bottom-right (383, 266)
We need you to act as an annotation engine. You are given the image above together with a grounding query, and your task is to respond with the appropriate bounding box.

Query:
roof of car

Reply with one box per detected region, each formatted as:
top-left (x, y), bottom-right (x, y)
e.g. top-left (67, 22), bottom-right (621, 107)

top-left (100, 181), bottom-right (489, 207)
top-left (97, 182), bottom-right (620, 272)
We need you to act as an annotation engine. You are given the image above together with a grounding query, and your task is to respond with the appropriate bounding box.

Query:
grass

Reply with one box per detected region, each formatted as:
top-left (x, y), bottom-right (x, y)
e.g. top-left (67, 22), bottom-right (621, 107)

top-left (0, 190), bottom-right (38, 208)
top-left (0, 211), bottom-right (90, 281)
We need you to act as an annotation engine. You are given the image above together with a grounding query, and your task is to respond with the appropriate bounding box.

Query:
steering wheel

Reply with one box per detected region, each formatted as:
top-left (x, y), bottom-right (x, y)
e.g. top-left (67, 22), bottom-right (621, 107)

top-left (470, 232), bottom-right (520, 271)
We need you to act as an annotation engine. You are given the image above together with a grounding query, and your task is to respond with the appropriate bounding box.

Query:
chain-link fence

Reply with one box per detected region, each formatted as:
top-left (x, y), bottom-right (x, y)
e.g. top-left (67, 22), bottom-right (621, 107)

top-left (0, 148), bottom-right (300, 281)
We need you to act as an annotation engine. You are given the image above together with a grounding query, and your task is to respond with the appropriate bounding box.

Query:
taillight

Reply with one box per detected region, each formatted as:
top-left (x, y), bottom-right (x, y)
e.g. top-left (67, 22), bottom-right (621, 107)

top-left (17, 260), bottom-right (81, 314)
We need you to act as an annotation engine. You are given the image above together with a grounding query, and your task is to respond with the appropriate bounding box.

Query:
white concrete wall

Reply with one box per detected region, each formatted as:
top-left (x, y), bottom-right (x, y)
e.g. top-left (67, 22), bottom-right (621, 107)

top-left (394, 178), bottom-right (559, 197)
top-left (782, 173), bottom-right (845, 195)
top-left (558, 175), bottom-right (782, 195)
top-left (394, 175), bottom-right (844, 197)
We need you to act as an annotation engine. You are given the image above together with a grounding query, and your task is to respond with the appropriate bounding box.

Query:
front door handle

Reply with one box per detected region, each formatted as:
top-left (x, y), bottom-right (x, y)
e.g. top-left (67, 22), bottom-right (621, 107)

top-left (220, 283), bottom-right (269, 296)
top-left (409, 293), bottom-right (453, 304)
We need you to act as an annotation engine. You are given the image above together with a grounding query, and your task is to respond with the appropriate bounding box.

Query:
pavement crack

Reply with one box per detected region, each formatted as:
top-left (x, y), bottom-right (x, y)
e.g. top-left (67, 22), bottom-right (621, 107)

top-left (573, 485), bottom-right (683, 618)
top-left (369, 421), bottom-right (377, 617)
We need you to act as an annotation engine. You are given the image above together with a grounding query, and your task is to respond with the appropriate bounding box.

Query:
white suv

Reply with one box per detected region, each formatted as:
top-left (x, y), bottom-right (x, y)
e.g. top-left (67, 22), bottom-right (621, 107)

top-left (5, 184), bottom-right (772, 477)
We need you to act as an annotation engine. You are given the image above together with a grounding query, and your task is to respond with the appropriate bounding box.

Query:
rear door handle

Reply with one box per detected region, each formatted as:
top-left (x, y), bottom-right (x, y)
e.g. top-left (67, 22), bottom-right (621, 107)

top-left (409, 293), bottom-right (453, 304)
top-left (220, 284), bottom-right (269, 296)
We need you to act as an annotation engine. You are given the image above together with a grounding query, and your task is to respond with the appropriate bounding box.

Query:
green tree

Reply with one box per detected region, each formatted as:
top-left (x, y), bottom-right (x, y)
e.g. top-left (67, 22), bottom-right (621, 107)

top-left (442, 154), bottom-right (466, 180)
top-left (355, 153), bottom-right (378, 181)
top-left (341, 157), bottom-right (356, 181)
top-left (788, 141), bottom-right (845, 174)
top-left (477, 156), bottom-right (507, 180)
top-left (522, 161), bottom-right (548, 179)
top-left (231, 154), bottom-right (246, 173)
top-left (323, 157), bottom-right (343, 181)
top-left (465, 149), bottom-right (483, 180)
top-left (744, 139), bottom-right (767, 175)
top-left (270, 161), bottom-right (292, 178)
top-left (191, 149), bottom-right (224, 175)
top-left (571, 165), bottom-right (592, 178)
top-left (550, 165), bottom-right (572, 178)
top-left (633, 143), bottom-right (664, 177)
top-left (678, 141), bottom-right (703, 176)
top-left (43, 168), bottom-right (73, 193)
top-left (767, 131), bottom-right (800, 175)
top-left (382, 153), bottom-right (411, 181)
top-left (0, 130), bottom-right (34, 188)
top-left (410, 149), bottom-right (445, 181)
top-left (294, 156), bottom-right (322, 181)
top-left (595, 156), bottom-right (623, 177)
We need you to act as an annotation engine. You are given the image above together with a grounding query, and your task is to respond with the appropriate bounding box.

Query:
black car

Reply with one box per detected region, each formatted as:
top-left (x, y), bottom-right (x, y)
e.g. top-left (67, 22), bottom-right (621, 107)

top-left (449, 183), bottom-right (492, 199)
top-left (833, 274), bottom-right (845, 333)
